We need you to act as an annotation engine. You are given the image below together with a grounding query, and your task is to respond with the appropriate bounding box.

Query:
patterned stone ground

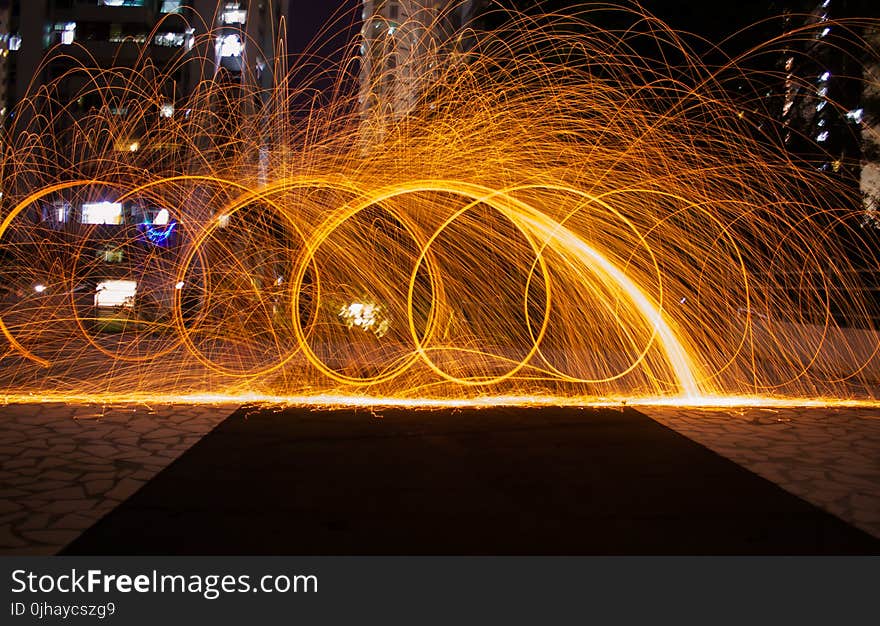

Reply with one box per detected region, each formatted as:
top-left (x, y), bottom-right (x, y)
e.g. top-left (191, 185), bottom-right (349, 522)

top-left (641, 407), bottom-right (880, 539)
top-left (2, 402), bottom-right (878, 554)
top-left (0, 403), bottom-right (235, 555)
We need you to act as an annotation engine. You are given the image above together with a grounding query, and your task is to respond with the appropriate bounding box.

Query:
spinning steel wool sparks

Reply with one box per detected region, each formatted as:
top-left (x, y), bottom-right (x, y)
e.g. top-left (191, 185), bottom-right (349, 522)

top-left (0, 3), bottom-right (878, 407)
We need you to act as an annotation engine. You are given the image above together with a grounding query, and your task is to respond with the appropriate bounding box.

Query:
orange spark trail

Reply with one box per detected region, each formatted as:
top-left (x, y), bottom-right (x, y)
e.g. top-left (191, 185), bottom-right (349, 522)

top-left (0, 2), bottom-right (878, 407)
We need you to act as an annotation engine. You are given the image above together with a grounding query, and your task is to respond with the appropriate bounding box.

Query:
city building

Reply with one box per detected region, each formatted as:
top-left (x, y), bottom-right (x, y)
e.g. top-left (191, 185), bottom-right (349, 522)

top-left (768, 0), bottom-right (878, 228)
top-left (0, 1), bottom-right (290, 326)
top-left (0, 1), bottom-right (12, 126)
top-left (4, 1), bottom-right (288, 134)
top-left (777, 3), bottom-right (863, 172)
top-left (357, 0), bottom-right (486, 145)
top-left (858, 23), bottom-right (879, 226)
top-left (643, 0), bottom-right (877, 232)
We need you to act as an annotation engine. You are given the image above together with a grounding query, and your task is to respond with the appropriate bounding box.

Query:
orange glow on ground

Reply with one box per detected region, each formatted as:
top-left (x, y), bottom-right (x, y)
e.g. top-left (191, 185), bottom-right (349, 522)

top-left (1, 393), bottom-right (879, 411)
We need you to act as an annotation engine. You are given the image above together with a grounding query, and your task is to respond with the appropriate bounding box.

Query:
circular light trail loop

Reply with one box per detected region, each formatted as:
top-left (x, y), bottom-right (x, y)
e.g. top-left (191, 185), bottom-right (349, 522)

top-left (0, 6), bottom-right (878, 405)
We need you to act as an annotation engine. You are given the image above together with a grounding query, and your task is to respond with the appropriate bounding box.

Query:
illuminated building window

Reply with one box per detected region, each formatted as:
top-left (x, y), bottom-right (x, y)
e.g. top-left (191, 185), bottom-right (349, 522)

top-left (817, 119), bottom-right (826, 127)
top-left (160, 0), bottom-right (183, 12)
top-left (153, 208), bottom-right (170, 225)
top-left (221, 3), bottom-right (247, 25)
top-left (819, 27), bottom-right (831, 38)
top-left (817, 86), bottom-right (827, 97)
top-left (99, 246), bottom-right (124, 263)
top-left (51, 22), bottom-right (76, 45)
top-left (56, 203), bottom-right (70, 222)
top-left (338, 300), bottom-right (391, 337)
top-left (9, 34), bottom-right (21, 51)
top-left (818, 71), bottom-right (830, 81)
top-left (816, 131), bottom-right (829, 142)
top-left (43, 201), bottom-right (70, 223)
top-left (95, 280), bottom-right (137, 309)
top-left (846, 108), bottom-right (864, 123)
top-left (782, 100), bottom-right (793, 116)
top-left (108, 21), bottom-right (148, 43)
top-left (185, 28), bottom-right (195, 51)
top-left (110, 31), bottom-right (148, 43)
top-left (216, 33), bottom-right (243, 57)
top-left (816, 101), bottom-right (826, 112)
top-left (154, 32), bottom-right (185, 47)
top-left (99, 1), bottom-right (146, 5)
top-left (81, 201), bottom-right (123, 225)
top-left (160, 103), bottom-right (174, 118)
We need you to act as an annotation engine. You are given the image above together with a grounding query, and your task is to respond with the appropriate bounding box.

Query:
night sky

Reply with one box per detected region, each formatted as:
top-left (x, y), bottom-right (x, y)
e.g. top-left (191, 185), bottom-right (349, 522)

top-left (284, 1), bottom-right (794, 61)
top-left (278, 0), bottom-right (792, 114)
top-left (286, 0), bottom-right (358, 58)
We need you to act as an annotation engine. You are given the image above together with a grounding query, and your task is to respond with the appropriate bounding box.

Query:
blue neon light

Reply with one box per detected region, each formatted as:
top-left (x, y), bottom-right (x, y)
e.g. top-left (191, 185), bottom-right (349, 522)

top-left (141, 220), bottom-right (177, 245)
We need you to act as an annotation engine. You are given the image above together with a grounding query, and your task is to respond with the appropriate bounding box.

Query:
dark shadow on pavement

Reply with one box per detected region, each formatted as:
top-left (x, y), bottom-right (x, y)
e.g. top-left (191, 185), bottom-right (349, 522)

top-left (63, 406), bottom-right (880, 555)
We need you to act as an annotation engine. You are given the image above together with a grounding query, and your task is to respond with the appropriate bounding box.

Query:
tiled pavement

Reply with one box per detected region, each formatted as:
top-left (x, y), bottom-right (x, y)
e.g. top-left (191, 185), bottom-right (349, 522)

top-left (1, 402), bottom-right (878, 554)
top-left (641, 406), bottom-right (880, 539)
top-left (0, 403), bottom-right (236, 555)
